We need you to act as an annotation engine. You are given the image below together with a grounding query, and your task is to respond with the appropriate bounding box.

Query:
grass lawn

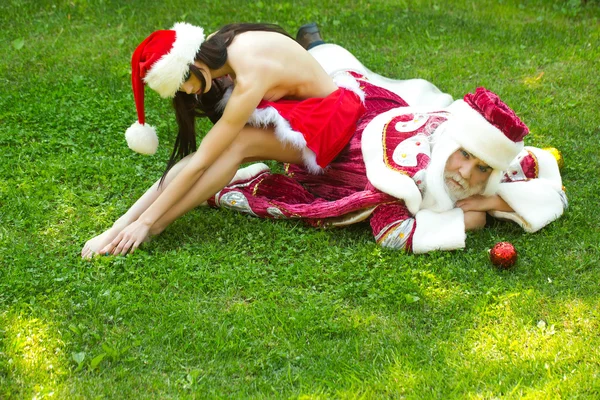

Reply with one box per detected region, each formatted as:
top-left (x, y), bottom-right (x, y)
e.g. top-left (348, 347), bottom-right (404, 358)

top-left (1, 0), bottom-right (599, 398)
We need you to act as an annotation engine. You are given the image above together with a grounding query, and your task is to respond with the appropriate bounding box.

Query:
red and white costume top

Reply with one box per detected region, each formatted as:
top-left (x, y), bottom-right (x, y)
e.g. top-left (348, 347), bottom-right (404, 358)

top-left (218, 74), bottom-right (366, 173)
top-left (208, 75), bottom-right (566, 253)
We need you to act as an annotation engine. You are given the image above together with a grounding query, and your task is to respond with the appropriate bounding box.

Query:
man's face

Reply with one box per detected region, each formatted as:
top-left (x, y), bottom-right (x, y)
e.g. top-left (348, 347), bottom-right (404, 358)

top-left (444, 149), bottom-right (493, 200)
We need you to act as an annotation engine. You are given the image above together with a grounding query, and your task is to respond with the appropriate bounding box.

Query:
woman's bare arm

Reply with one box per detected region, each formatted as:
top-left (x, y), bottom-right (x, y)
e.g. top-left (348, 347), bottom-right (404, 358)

top-left (132, 80), bottom-right (266, 224)
top-left (99, 77), bottom-right (269, 255)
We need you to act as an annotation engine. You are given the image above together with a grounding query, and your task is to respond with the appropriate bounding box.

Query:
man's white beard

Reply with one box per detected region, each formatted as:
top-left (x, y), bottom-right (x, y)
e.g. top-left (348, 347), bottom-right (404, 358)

top-left (443, 171), bottom-right (485, 201)
top-left (420, 133), bottom-right (459, 212)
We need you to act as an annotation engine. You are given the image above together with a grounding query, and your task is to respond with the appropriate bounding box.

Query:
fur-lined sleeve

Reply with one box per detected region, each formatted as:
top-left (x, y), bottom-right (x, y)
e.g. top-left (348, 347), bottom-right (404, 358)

top-left (370, 202), bottom-right (466, 253)
top-left (489, 147), bottom-right (567, 232)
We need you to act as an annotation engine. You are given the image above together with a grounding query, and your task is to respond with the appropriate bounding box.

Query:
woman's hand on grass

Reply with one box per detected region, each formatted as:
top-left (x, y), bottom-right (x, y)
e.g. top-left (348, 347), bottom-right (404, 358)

top-left (99, 219), bottom-right (151, 256)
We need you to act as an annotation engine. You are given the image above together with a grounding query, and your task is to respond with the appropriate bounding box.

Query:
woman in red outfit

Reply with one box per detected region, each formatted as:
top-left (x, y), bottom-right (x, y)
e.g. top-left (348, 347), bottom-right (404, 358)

top-left (81, 22), bottom-right (364, 258)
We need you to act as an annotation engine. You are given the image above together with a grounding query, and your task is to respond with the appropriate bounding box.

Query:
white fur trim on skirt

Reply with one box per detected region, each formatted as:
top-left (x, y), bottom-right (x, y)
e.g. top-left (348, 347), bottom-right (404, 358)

top-left (247, 107), bottom-right (322, 174)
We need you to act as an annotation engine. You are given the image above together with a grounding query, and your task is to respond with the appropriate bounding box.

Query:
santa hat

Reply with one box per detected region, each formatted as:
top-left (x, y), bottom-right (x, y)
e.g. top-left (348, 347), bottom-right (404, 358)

top-left (444, 87), bottom-right (529, 171)
top-left (423, 88), bottom-right (530, 210)
top-left (125, 22), bottom-right (205, 155)
top-left (442, 88), bottom-right (529, 195)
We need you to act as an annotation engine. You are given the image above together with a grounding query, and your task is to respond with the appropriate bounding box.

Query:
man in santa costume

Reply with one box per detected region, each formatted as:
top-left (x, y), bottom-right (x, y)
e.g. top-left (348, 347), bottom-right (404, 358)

top-left (205, 31), bottom-right (567, 253)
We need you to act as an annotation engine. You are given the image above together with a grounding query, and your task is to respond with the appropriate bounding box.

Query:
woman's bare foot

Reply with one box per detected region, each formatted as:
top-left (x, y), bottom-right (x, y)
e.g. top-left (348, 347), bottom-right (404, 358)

top-left (81, 221), bottom-right (129, 259)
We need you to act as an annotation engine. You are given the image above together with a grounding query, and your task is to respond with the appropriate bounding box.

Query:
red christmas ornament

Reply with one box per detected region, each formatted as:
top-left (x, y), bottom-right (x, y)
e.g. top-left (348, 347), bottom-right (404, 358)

top-left (489, 242), bottom-right (518, 269)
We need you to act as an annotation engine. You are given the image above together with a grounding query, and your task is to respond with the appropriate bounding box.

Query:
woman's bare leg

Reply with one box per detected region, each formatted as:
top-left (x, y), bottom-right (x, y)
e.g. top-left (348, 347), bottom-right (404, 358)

top-left (81, 154), bottom-right (194, 258)
top-left (151, 126), bottom-right (303, 235)
top-left (82, 126), bottom-right (302, 258)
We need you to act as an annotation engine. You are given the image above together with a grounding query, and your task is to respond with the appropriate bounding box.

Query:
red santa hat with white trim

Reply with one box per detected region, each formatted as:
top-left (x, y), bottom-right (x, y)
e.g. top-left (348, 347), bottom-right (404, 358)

top-left (444, 87), bottom-right (529, 172)
top-left (423, 87), bottom-right (530, 211)
top-left (125, 22), bottom-right (205, 155)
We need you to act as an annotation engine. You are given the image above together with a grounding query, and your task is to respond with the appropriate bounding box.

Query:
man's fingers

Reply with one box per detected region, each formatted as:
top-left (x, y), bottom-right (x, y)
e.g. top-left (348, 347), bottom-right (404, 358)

top-left (456, 199), bottom-right (476, 212)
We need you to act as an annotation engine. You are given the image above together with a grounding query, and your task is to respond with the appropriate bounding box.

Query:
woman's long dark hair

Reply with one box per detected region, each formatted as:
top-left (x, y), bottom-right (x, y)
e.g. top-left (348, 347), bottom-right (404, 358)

top-left (161, 23), bottom-right (292, 184)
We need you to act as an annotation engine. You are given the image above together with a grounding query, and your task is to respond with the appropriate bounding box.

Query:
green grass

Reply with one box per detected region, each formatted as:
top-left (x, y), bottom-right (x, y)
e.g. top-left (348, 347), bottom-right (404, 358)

top-left (1, 0), bottom-right (599, 398)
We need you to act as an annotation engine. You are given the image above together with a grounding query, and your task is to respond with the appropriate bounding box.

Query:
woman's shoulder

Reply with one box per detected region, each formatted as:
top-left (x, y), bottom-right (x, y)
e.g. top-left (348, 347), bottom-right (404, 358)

top-left (228, 32), bottom-right (299, 70)
top-left (229, 30), bottom-right (296, 52)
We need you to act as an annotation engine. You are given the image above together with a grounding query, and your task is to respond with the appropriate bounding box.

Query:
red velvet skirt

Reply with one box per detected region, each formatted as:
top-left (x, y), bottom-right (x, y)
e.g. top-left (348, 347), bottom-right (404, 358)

top-left (251, 86), bottom-right (366, 171)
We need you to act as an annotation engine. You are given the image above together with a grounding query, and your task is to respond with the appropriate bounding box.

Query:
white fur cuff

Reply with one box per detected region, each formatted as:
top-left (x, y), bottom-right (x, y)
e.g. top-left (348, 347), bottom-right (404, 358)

top-left (494, 180), bottom-right (566, 233)
top-left (412, 208), bottom-right (466, 253)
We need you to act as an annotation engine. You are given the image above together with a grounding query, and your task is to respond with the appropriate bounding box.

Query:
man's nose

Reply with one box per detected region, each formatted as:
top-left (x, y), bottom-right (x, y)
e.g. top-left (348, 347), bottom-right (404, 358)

top-left (460, 163), bottom-right (474, 179)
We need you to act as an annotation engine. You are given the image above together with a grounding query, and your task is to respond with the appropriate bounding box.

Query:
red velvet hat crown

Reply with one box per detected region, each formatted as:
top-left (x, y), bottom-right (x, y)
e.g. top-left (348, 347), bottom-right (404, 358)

top-left (125, 22), bottom-right (205, 155)
top-left (464, 87), bottom-right (529, 143)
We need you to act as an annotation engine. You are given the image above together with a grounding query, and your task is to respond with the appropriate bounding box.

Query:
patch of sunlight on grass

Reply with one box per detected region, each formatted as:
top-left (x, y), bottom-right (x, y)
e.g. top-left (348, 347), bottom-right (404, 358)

top-left (468, 295), bottom-right (556, 363)
top-left (3, 312), bottom-right (67, 398)
top-left (559, 298), bottom-right (598, 333)
top-left (463, 294), bottom-right (597, 375)
top-left (523, 71), bottom-right (545, 88)
top-left (520, 383), bottom-right (564, 400)
top-left (335, 387), bottom-right (382, 398)
top-left (447, 292), bottom-right (600, 398)
top-left (384, 356), bottom-right (419, 396)
top-left (298, 394), bottom-right (326, 400)
top-left (415, 269), bottom-right (466, 304)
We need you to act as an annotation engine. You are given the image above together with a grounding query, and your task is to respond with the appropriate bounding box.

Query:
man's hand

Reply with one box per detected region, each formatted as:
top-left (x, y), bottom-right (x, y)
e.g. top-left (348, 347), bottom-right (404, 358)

top-left (456, 194), bottom-right (513, 213)
top-left (99, 219), bottom-right (151, 256)
top-left (464, 211), bottom-right (486, 231)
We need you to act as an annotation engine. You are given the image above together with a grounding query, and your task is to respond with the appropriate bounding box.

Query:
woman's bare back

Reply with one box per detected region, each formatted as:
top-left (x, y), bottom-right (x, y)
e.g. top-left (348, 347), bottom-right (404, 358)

top-left (225, 30), bottom-right (338, 102)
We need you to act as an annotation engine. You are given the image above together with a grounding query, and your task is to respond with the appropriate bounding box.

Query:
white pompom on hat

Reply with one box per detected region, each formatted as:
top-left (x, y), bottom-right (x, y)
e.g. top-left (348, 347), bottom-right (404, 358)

top-left (126, 22), bottom-right (205, 155)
